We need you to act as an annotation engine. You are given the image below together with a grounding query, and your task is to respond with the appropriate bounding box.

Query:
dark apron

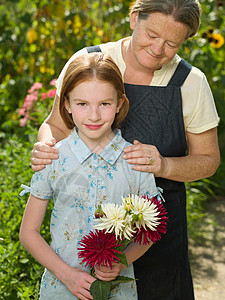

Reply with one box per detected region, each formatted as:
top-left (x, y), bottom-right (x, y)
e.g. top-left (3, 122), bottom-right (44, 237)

top-left (87, 46), bottom-right (194, 300)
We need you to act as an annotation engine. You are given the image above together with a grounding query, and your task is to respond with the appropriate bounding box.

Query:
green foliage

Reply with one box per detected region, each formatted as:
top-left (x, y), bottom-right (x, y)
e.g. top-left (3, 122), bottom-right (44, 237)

top-left (0, 131), bottom-right (53, 299)
top-left (0, 0), bottom-right (225, 298)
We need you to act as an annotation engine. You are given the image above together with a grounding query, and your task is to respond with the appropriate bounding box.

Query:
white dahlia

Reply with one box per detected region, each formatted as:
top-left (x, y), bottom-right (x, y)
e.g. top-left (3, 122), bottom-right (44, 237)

top-left (94, 203), bottom-right (135, 240)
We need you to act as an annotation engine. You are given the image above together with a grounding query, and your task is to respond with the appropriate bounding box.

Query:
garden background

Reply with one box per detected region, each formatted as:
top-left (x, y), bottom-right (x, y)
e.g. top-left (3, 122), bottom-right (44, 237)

top-left (0, 0), bottom-right (224, 299)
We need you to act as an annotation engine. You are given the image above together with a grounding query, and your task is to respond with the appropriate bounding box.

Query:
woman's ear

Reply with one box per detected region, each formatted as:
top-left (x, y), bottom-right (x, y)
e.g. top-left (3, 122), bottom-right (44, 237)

top-left (130, 12), bottom-right (139, 30)
top-left (116, 96), bottom-right (125, 113)
top-left (64, 97), bottom-right (71, 113)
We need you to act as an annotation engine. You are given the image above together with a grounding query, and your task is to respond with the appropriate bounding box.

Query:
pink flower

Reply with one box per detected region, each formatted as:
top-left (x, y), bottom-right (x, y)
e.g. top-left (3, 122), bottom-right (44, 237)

top-left (134, 196), bottom-right (168, 245)
top-left (47, 89), bottom-right (56, 98)
top-left (19, 108), bottom-right (26, 116)
top-left (50, 78), bottom-right (57, 86)
top-left (78, 230), bottom-right (123, 268)
top-left (28, 82), bottom-right (42, 93)
top-left (41, 92), bottom-right (48, 100)
top-left (20, 117), bottom-right (28, 127)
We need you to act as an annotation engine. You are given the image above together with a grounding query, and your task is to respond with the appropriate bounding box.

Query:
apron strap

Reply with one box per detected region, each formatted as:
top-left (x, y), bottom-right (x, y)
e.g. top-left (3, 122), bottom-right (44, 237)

top-left (86, 45), bottom-right (102, 53)
top-left (168, 59), bottom-right (192, 87)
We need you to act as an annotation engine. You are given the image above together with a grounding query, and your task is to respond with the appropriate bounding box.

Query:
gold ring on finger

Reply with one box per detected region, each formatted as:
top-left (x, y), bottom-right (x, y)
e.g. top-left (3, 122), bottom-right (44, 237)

top-left (149, 157), bottom-right (153, 165)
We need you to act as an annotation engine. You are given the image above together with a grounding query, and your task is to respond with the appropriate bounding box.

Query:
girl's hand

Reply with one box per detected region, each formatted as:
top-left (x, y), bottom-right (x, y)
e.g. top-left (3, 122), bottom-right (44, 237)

top-left (62, 267), bottom-right (96, 300)
top-left (94, 262), bottom-right (124, 281)
top-left (31, 138), bottom-right (58, 171)
top-left (123, 140), bottom-right (167, 177)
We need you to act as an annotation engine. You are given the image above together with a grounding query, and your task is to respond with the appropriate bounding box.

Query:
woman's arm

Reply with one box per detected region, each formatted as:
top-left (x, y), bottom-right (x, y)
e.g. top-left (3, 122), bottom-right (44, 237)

top-left (94, 241), bottom-right (152, 281)
top-left (38, 94), bottom-right (71, 143)
top-left (20, 195), bottom-right (95, 300)
top-left (123, 127), bottom-right (220, 182)
top-left (31, 94), bottom-right (71, 171)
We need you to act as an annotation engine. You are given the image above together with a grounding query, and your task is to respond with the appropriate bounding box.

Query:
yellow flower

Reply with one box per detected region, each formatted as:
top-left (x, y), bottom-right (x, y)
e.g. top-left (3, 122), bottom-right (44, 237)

top-left (27, 28), bottom-right (38, 44)
top-left (210, 33), bottom-right (224, 48)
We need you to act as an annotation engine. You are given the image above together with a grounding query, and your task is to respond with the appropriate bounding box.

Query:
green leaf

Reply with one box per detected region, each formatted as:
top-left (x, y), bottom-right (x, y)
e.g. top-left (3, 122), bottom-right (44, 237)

top-left (90, 279), bottom-right (111, 300)
top-left (112, 275), bottom-right (136, 284)
top-left (115, 252), bottom-right (128, 267)
top-left (20, 258), bottom-right (29, 264)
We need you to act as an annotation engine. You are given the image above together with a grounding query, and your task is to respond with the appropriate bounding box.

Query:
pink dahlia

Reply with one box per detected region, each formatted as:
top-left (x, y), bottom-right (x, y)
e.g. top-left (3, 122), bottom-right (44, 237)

top-left (78, 230), bottom-right (123, 269)
top-left (134, 196), bottom-right (168, 245)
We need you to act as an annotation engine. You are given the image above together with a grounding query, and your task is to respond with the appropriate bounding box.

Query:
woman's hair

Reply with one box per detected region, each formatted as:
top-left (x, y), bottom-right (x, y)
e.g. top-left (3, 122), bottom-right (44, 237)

top-left (59, 53), bottom-right (129, 130)
top-left (130, 0), bottom-right (201, 38)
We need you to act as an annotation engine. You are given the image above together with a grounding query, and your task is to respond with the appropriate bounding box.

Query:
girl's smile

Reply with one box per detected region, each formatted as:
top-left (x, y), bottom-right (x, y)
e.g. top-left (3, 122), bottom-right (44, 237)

top-left (84, 124), bottom-right (103, 130)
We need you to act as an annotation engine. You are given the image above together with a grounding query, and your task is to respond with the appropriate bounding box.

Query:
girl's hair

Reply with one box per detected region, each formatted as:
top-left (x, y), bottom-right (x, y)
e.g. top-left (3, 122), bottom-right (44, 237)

top-left (130, 0), bottom-right (201, 38)
top-left (59, 53), bottom-right (129, 130)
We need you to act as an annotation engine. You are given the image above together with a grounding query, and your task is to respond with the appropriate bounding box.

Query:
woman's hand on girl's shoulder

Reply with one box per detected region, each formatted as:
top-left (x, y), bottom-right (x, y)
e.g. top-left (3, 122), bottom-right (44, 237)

top-left (31, 139), bottom-right (59, 172)
top-left (123, 140), bottom-right (167, 177)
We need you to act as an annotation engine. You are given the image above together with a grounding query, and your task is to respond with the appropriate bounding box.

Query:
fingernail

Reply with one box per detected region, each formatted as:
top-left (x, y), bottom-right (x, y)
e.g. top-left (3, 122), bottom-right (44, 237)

top-left (123, 154), bottom-right (127, 158)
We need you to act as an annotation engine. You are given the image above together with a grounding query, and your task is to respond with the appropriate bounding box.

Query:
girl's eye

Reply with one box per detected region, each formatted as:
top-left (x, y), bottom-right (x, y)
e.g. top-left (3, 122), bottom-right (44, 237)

top-left (77, 103), bottom-right (86, 106)
top-left (101, 102), bottom-right (110, 106)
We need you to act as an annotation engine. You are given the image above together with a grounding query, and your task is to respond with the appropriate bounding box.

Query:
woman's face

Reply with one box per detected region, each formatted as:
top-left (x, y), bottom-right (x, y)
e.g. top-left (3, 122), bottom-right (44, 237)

top-left (130, 12), bottom-right (189, 71)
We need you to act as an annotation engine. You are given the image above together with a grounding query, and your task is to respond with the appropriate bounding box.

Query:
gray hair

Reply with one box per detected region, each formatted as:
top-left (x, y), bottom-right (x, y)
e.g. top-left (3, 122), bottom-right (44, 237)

top-left (130, 0), bottom-right (201, 38)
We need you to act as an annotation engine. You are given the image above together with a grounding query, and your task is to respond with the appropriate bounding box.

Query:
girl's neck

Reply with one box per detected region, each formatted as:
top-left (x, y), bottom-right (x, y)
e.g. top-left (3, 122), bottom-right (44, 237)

top-left (77, 129), bottom-right (116, 154)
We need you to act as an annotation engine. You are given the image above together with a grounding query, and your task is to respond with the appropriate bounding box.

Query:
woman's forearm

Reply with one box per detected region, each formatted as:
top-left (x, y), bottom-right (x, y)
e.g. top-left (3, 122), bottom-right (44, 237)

top-left (38, 94), bottom-right (71, 143)
top-left (38, 121), bottom-right (70, 143)
top-left (162, 153), bottom-right (220, 182)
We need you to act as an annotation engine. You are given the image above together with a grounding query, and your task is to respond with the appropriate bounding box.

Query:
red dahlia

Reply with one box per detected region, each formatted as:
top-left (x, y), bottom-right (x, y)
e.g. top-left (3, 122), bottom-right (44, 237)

top-left (78, 230), bottom-right (123, 268)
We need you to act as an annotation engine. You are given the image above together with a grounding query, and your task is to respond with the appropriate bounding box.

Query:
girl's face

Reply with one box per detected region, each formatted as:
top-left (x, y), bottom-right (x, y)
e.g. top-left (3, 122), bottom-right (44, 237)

top-left (66, 79), bottom-right (123, 150)
top-left (129, 12), bottom-right (189, 71)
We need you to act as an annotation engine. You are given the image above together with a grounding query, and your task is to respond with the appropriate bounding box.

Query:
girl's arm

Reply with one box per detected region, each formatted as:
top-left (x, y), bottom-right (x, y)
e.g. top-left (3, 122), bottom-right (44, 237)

top-left (20, 195), bottom-right (95, 300)
top-left (94, 241), bottom-right (152, 281)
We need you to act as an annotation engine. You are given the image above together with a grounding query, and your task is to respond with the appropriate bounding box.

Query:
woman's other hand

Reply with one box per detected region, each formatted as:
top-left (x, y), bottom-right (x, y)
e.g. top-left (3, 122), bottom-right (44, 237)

top-left (31, 138), bottom-right (59, 171)
top-left (123, 140), bottom-right (166, 177)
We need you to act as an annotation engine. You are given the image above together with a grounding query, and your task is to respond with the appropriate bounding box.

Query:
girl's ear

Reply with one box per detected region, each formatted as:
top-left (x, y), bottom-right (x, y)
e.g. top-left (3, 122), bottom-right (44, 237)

top-left (64, 97), bottom-right (71, 113)
top-left (130, 12), bottom-right (139, 30)
top-left (116, 96), bottom-right (125, 113)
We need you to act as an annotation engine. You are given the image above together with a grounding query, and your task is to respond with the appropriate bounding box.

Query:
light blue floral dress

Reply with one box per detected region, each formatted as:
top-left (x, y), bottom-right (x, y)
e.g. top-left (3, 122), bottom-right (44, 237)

top-left (21, 129), bottom-right (161, 299)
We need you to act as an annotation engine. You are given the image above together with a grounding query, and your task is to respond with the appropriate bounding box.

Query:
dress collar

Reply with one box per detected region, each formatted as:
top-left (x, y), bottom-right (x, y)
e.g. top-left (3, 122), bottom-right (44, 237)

top-left (68, 128), bottom-right (127, 165)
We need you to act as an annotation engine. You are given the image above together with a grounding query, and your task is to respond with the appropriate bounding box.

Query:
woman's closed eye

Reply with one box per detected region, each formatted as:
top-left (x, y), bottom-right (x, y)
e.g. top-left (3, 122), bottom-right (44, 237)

top-left (165, 41), bottom-right (179, 49)
top-left (147, 33), bottom-right (157, 39)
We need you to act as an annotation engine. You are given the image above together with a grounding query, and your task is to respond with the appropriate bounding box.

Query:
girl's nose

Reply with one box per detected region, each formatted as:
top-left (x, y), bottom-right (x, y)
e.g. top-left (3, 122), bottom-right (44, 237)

top-left (88, 106), bottom-right (101, 121)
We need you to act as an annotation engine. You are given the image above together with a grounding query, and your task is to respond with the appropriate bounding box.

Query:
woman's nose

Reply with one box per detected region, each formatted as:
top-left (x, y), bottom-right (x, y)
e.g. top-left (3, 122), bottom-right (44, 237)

top-left (151, 39), bottom-right (164, 55)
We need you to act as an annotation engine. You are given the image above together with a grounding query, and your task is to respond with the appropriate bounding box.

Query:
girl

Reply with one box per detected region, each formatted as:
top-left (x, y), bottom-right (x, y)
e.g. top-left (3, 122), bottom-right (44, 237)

top-left (20, 53), bottom-right (162, 300)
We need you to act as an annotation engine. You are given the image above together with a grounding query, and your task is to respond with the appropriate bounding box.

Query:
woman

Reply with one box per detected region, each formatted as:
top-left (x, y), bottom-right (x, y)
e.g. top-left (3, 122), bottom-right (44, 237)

top-left (30, 0), bottom-right (220, 299)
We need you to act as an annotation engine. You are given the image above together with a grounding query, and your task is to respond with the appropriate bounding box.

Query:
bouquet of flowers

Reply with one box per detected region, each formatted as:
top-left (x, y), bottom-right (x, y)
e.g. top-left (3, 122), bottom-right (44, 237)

top-left (78, 194), bottom-right (168, 300)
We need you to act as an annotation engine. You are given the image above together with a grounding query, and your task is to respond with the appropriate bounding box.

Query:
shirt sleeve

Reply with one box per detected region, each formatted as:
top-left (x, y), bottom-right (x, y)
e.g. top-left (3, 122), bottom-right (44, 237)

top-left (182, 68), bottom-right (220, 134)
top-left (30, 164), bottom-right (54, 200)
top-left (138, 171), bottom-right (160, 199)
top-left (55, 48), bottom-right (88, 97)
